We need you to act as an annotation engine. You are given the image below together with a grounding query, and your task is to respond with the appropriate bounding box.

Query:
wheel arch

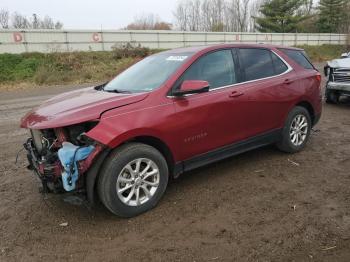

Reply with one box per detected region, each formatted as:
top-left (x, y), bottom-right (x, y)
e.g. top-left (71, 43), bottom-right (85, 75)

top-left (295, 101), bottom-right (315, 125)
top-left (127, 135), bottom-right (176, 176)
top-left (86, 135), bottom-right (177, 205)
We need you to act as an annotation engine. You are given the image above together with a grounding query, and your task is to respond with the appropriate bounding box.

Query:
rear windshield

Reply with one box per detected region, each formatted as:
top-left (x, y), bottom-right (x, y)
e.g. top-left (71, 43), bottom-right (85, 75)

top-left (279, 49), bottom-right (314, 70)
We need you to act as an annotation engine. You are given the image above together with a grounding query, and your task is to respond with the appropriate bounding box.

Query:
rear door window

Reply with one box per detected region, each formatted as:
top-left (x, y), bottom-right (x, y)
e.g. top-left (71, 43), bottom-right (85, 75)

top-left (239, 48), bottom-right (276, 81)
top-left (181, 49), bottom-right (237, 89)
top-left (279, 49), bottom-right (314, 69)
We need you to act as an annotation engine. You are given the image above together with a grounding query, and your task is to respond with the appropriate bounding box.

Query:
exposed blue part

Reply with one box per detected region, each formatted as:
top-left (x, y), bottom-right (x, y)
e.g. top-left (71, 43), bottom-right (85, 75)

top-left (58, 142), bottom-right (94, 192)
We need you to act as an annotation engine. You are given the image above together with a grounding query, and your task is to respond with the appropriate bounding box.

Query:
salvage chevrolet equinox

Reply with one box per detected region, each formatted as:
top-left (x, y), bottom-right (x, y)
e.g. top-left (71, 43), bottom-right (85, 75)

top-left (21, 44), bottom-right (322, 217)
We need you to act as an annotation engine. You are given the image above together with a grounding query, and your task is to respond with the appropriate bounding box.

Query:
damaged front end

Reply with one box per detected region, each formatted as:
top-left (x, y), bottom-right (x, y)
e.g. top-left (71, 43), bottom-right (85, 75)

top-left (19, 85), bottom-right (149, 201)
top-left (24, 123), bottom-right (104, 194)
top-left (324, 57), bottom-right (350, 103)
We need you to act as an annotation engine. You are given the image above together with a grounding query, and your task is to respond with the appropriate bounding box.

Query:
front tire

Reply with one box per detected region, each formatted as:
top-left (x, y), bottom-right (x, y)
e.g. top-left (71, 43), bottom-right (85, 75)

top-left (277, 106), bottom-right (311, 153)
top-left (98, 143), bottom-right (169, 217)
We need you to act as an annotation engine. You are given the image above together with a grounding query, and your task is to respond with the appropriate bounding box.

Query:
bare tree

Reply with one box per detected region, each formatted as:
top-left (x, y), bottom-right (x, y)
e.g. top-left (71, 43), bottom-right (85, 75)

top-left (54, 21), bottom-right (63, 29)
top-left (248, 0), bottom-right (265, 31)
top-left (173, 2), bottom-right (189, 30)
top-left (201, 0), bottom-right (215, 31)
top-left (225, 0), bottom-right (250, 31)
top-left (238, 0), bottom-right (251, 31)
top-left (9, 12), bottom-right (63, 29)
top-left (11, 12), bottom-right (31, 29)
top-left (226, 0), bottom-right (262, 32)
top-left (173, 0), bottom-right (264, 32)
top-left (128, 13), bottom-right (157, 30)
top-left (126, 13), bottom-right (171, 30)
top-left (300, 0), bottom-right (313, 15)
top-left (40, 15), bottom-right (55, 29)
top-left (32, 13), bottom-right (40, 29)
top-left (0, 9), bottom-right (9, 29)
top-left (174, 0), bottom-right (204, 31)
top-left (188, 0), bottom-right (201, 31)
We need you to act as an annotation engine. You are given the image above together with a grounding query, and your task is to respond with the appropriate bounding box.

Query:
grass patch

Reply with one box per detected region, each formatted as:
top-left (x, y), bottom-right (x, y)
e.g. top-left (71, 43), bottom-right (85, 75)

top-left (298, 44), bottom-right (348, 62)
top-left (0, 44), bottom-right (160, 90)
top-left (0, 52), bottom-right (141, 88)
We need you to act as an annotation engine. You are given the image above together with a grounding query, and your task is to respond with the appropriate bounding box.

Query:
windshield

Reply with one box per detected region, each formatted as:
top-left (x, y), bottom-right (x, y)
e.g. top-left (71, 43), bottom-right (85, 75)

top-left (104, 52), bottom-right (193, 93)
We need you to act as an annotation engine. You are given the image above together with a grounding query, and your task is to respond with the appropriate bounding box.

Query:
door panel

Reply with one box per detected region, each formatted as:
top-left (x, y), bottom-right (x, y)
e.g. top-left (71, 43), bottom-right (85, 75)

top-left (235, 48), bottom-right (300, 138)
top-left (230, 71), bottom-right (299, 139)
top-left (172, 87), bottom-right (246, 160)
top-left (171, 49), bottom-right (243, 160)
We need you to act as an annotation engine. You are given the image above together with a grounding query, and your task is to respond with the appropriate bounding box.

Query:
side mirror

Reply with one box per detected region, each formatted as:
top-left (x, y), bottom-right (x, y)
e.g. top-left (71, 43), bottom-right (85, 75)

top-left (173, 80), bottom-right (210, 96)
top-left (340, 53), bottom-right (349, 58)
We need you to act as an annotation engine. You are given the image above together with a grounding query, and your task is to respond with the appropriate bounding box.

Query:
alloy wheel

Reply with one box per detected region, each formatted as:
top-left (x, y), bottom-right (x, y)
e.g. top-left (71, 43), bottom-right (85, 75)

top-left (116, 158), bottom-right (160, 206)
top-left (289, 114), bottom-right (308, 146)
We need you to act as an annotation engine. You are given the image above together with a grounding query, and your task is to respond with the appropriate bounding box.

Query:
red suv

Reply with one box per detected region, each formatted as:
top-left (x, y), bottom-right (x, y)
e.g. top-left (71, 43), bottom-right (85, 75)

top-left (21, 44), bottom-right (322, 217)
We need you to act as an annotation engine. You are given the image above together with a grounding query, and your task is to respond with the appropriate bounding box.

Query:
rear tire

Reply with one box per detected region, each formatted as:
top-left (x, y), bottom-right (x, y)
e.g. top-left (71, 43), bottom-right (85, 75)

top-left (98, 143), bottom-right (169, 217)
top-left (277, 106), bottom-right (311, 153)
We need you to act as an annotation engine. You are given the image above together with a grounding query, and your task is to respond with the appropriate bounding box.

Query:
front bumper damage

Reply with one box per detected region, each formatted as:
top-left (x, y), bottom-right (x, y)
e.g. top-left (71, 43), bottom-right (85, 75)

top-left (326, 81), bottom-right (350, 95)
top-left (324, 58), bottom-right (350, 96)
top-left (23, 131), bottom-right (104, 194)
top-left (24, 138), bottom-right (61, 193)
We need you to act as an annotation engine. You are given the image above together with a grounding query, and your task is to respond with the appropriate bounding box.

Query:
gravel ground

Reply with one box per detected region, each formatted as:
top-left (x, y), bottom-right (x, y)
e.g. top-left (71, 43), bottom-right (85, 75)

top-left (0, 64), bottom-right (349, 262)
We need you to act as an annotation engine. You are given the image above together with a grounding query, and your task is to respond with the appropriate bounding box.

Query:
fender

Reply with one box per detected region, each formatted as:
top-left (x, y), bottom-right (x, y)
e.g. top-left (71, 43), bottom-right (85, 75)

top-left (85, 100), bottom-right (180, 160)
top-left (87, 122), bottom-right (173, 148)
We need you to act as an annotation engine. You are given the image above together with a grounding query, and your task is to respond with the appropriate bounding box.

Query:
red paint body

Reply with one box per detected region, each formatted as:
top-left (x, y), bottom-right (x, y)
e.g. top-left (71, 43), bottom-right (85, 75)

top-left (21, 44), bottom-right (322, 165)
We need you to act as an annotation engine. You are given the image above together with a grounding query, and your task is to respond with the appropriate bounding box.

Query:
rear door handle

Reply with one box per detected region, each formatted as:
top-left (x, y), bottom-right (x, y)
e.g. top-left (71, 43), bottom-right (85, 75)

top-left (284, 78), bottom-right (294, 85)
top-left (229, 91), bottom-right (244, 98)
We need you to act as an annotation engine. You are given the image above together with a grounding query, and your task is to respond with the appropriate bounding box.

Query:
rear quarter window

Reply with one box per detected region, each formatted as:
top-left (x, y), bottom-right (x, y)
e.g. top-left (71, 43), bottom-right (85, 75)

top-left (279, 49), bottom-right (314, 70)
top-left (238, 48), bottom-right (289, 81)
top-left (239, 48), bottom-right (275, 81)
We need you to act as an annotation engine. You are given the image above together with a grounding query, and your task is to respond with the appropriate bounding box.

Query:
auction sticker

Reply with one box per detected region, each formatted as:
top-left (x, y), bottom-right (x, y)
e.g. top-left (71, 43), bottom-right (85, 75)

top-left (166, 56), bottom-right (188, 61)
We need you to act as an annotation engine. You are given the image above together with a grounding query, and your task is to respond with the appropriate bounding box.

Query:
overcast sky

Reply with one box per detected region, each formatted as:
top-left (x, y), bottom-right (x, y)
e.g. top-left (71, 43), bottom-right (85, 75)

top-left (1, 0), bottom-right (179, 29)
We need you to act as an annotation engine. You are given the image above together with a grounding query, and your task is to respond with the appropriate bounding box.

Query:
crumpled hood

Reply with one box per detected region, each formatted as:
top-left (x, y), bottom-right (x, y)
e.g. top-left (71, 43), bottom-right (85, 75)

top-left (327, 57), bottom-right (350, 68)
top-left (20, 86), bottom-right (148, 129)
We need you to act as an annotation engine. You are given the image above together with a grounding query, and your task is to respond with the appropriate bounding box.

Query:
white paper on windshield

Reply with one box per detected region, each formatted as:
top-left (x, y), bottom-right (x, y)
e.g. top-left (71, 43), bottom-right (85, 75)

top-left (166, 56), bottom-right (188, 61)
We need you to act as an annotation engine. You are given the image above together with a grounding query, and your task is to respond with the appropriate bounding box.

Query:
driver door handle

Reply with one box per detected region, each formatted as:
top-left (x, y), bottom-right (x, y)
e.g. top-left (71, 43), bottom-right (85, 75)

top-left (229, 91), bottom-right (244, 98)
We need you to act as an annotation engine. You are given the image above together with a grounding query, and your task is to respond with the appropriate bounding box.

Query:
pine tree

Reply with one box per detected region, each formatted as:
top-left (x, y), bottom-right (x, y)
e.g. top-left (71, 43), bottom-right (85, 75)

top-left (255, 0), bottom-right (307, 33)
top-left (317, 0), bottom-right (347, 33)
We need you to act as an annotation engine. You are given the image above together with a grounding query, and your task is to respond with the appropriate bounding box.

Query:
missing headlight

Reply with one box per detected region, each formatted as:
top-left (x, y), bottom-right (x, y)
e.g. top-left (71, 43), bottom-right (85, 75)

top-left (65, 121), bottom-right (99, 146)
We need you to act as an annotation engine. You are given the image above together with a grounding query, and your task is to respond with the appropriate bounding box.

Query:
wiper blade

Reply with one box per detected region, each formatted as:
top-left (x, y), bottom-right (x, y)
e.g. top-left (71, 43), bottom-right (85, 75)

top-left (100, 82), bottom-right (131, 93)
top-left (105, 89), bottom-right (132, 94)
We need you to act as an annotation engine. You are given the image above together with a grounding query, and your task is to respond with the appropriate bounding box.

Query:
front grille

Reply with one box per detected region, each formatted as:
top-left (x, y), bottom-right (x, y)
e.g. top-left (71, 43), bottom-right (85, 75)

top-left (333, 74), bottom-right (350, 83)
top-left (332, 69), bottom-right (350, 83)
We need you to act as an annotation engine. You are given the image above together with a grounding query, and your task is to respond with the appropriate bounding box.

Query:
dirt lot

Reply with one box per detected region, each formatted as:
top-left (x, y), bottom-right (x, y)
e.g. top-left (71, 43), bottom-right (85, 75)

top-left (0, 64), bottom-right (349, 262)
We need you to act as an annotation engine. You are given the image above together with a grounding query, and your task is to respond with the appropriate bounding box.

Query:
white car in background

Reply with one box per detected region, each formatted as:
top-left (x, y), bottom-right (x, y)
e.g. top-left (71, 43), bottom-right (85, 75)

top-left (340, 52), bottom-right (350, 58)
top-left (324, 52), bottom-right (350, 103)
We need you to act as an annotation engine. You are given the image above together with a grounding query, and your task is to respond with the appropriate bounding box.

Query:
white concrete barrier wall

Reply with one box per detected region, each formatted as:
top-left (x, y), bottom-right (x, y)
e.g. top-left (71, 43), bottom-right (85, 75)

top-left (0, 30), bottom-right (348, 53)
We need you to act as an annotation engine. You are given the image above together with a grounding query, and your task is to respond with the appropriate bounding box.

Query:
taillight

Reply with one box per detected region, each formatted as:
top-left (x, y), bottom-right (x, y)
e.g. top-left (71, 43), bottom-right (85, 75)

top-left (315, 73), bottom-right (321, 83)
top-left (315, 73), bottom-right (322, 97)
